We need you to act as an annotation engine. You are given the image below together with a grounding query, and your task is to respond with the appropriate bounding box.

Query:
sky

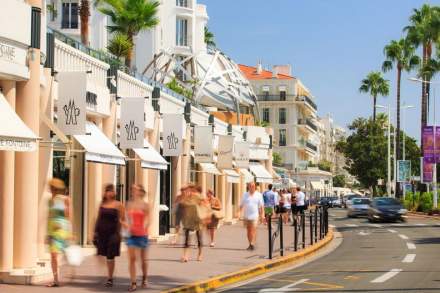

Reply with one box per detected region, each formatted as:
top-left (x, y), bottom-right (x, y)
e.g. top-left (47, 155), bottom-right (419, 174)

top-left (199, 0), bottom-right (440, 142)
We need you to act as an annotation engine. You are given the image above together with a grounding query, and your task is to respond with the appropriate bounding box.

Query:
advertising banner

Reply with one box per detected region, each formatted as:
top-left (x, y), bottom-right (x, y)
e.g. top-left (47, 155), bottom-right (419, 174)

top-left (422, 157), bottom-right (433, 183)
top-left (234, 141), bottom-right (250, 168)
top-left (397, 160), bottom-right (411, 182)
top-left (422, 126), bottom-right (440, 163)
top-left (217, 135), bottom-right (234, 169)
top-left (194, 126), bottom-right (213, 163)
top-left (162, 114), bottom-right (183, 156)
top-left (120, 97), bottom-right (145, 149)
top-left (57, 72), bottom-right (87, 135)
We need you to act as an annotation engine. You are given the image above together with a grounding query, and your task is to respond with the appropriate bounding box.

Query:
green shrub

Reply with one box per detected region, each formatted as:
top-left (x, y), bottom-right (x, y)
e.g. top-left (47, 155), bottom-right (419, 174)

top-left (405, 191), bottom-right (433, 213)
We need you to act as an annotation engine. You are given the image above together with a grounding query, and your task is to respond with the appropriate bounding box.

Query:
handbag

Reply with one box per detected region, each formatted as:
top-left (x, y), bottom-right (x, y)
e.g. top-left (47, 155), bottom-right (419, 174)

top-left (212, 209), bottom-right (224, 220)
top-left (65, 245), bottom-right (84, 267)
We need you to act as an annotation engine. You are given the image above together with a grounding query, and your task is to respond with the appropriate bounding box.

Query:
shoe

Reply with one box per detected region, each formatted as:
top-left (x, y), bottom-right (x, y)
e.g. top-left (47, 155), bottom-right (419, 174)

top-left (250, 244), bottom-right (255, 251)
top-left (246, 245), bottom-right (252, 251)
top-left (210, 242), bottom-right (215, 247)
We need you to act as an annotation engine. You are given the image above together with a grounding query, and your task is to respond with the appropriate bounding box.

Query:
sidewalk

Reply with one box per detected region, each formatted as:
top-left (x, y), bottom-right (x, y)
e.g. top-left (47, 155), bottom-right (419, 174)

top-left (1, 220), bottom-right (317, 293)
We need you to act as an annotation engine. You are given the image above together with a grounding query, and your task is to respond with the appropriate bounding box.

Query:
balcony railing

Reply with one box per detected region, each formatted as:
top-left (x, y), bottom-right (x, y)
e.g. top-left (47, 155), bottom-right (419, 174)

top-left (296, 95), bottom-right (317, 111)
top-left (298, 118), bottom-right (318, 132)
top-left (257, 94), bottom-right (295, 102)
top-left (306, 141), bottom-right (318, 152)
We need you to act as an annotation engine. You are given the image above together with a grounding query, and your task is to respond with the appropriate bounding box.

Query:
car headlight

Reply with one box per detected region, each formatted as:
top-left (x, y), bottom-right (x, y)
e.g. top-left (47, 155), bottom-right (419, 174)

top-left (371, 208), bottom-right (382, 214)
top-left (398, 208), bottom-right (407, 214)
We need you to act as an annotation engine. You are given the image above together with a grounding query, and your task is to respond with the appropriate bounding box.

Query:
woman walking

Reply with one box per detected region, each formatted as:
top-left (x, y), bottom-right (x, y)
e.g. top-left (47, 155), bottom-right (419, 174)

top-left (93, 184), bottom-right (124, 287)
top-left (206, 190), bottom-right (222, 247)
top-left (47, 178), bottom-right (71, 287)
top-left (126, 184), bottom-right (150, 292)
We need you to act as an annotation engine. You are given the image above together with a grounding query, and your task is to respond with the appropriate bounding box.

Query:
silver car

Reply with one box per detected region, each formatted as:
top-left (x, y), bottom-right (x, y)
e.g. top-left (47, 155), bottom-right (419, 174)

top-left (347, 198), bottom-right (371, 217)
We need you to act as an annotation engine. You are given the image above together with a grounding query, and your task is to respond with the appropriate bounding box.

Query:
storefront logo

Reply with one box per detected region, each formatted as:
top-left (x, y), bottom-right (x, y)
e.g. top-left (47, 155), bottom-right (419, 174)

top-left (167, 132), bottom-right (179, 150)
top-left (125, 120), bottom-right (139, 141)
top-left (0, 43), bottom-right (16, 62)
top-left (63, 99), bottom-right (80, 125)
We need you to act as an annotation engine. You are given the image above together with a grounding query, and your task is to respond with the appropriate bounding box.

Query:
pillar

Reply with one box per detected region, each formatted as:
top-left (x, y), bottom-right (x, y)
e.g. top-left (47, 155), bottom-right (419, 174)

top-left (0, 80), bottom-right (16, 271)
top-left (148, 113), bottom-right (161, 236)
top-left (14, 0), bottom-right (41, 266)
top-left (197, 169), bottom-right (207, 197)
top-left (181, 124), bottom-right (191, 185)
top-left (102, 99), bottom-right (117, 184)
top-left (225, 181), bottom-right (233, 222)
top-left (87, 161), bottom-right (102, 243)
top-left (233, 182), bottom-right (241, 218)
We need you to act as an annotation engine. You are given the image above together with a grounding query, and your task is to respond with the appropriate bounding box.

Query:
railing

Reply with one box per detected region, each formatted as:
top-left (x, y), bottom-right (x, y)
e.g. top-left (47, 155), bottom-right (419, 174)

top-left (298, 118), bottom-right (318, 132)
top-left (296, 95), bottom-right (317, 111)
top-left (257, 94), bottom-right (295, 102)
top-left (306, 141), bottom-right (318, 152)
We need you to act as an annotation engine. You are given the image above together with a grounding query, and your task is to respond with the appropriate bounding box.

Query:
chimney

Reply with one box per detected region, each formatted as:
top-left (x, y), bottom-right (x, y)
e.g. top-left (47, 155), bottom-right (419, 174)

top-left (272, 66), bottom-right (278, 78)
top-left (256, 60), bottom-right (262, 74)
top-left (273, 65), bottom-right (292, 76)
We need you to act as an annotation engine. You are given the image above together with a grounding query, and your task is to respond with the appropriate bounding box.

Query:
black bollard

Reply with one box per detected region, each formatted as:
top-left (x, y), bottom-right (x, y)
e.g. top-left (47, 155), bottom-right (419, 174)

top-left (294, 217), bottom-right (298, 251)
top-left (268, 213), bottom-right (272, 259)
top-left (279, 214), bottom-right (284, 256)
top-left (302, 213), bottom-right (306, 249)
top-left (314, 207), bottom-right (318, 243)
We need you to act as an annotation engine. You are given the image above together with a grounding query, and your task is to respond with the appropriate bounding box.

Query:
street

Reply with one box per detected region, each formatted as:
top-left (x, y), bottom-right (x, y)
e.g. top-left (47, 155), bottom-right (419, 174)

top-left (220, 208), bottom-right (440, 292)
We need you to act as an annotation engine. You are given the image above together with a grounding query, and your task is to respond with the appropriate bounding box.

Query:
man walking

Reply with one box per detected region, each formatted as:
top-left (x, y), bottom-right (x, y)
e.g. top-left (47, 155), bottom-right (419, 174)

top-left (240, 182), bottom-right (264, 251)
top-left (262, 184), bottom-right (278, 224)
top-left (296, 187), bottom-right (306, 215)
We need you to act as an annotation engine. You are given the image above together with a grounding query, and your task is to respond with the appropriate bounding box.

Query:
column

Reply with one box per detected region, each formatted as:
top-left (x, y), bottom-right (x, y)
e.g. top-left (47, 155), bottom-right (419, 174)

top-left (102, 99), bottom-right (117, 184)
top-left (181, 124), bottom-right (191, 185)
top-left (198, 169), bottom-right (207, 197)
top-left (87, 161), bottom-right (102, 243)
top-left (224, 181), bottom-right (233, 222)
top-left (148, 113), bottom-right (161, 236)
top-left (14, 0), bottom-right (41, 266)
top-left (0, 80), bottom-right (16, 271)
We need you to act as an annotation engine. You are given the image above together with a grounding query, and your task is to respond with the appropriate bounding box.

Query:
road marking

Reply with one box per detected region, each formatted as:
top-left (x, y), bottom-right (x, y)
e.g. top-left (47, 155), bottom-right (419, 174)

top-left (406, 242), bottom-right (416, 250)
top-left (303, 281), bottom-right (344, 290)
top-left (259, 278), bottom-right (309, 292)
top-left (399, 234), bottom-right (409, 240)
top-left (358, 231), bottom-right (370, 236)
top-left (415, 223), bottom-right (427, 226)
top-left (388, 229), bottom-right (397, 233)
top-left (391, 223), bottom-right (404, 227)
top-left (345, 224), bottom-right (358, 227)
top-left (344, 275), bottom-right (360, 280)
top-left (402, 254), bottom-right (416, 263)
top-left (371, 269), bottom-right (402, 283)
top-left (368, 224), bottom-right (383, 228)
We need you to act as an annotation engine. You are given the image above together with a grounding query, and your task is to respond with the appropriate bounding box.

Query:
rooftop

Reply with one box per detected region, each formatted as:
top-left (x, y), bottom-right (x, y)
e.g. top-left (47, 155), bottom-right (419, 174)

top-left (238, 64), bottom-right (295, 80)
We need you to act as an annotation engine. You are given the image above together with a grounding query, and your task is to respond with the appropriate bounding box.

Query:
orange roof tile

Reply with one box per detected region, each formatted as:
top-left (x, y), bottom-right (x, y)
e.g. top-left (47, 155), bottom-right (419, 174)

top-left (238, 64), bottom-right (295, 80)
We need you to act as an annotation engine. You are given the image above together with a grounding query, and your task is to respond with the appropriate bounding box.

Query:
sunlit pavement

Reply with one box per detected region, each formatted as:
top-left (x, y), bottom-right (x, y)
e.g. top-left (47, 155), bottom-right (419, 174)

top-left (219, 208), bottom-right (440, 292)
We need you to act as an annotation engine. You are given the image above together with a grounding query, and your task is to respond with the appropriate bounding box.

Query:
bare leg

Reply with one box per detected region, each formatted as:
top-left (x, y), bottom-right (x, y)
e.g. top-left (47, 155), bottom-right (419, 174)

top-left (209, 228), bottom-right (215, 245)
top-left (107, 259), bottom-right (115, 280)
top-left (128, 247), bottom-right (137, 290)
top-left (197, 230), bottom-right (203, 261)
top-left (49, 252), bottom-right (59, 285)
top-left (182, 229), bottom-right (189, 262)
top-left (140, 248), bottom-right (148, 288)
top-left (246, 225), bottom-right (253, 245)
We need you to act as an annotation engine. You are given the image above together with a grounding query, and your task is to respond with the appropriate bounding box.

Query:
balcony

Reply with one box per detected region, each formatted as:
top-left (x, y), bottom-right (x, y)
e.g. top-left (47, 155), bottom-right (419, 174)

top-left (297, 118), bottom-right (318, 133)
top-left (257, 94), bottom-right (295, 102)
top-left (306, 141), bottom-right (318, 152)
top-left (295, 95), bottom-right (317, 111)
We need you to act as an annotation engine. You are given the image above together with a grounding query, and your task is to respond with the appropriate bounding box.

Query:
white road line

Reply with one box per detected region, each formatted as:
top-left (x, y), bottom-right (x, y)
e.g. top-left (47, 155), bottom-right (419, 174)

top-left (345, 224), bottom-right (358, 227)
top-left (358, 231), bottom-right (370, 236)
top-left (371, 269), bottom-right (402, 283)
top-left (402, 254), bottom-right (416, 263)
top-left (391, 223), bottom-right (404, 227)
top-left (388, 229), bottom-right (397, 233)
top-left (399, 234), bottom-right (409, 240)
top-left (368, 224), bottom-right (383, 228)
top-left (259, 278), bottom-right (309, 292)
top-left (415, 223), bottom-right (427, 226)
top-left (406, 242), bottom-right (416, 250)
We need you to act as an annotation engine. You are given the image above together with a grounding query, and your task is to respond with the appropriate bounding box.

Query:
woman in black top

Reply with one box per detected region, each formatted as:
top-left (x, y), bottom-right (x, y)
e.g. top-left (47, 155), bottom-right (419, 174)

top-left (94, 184), bottom-right (125, 287)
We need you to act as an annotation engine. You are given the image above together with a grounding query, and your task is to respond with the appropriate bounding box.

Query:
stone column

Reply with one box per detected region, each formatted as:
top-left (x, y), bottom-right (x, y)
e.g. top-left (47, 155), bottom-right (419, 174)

top-left (102, 99), bottom-right (117, 185)
top-left (14, 0), bottom-right (42, 266)
top-left (181, 124), bottom-right (191, 185)
top-left (224, 181), bottom-right (233, 222)
top-left (148, 113), bottom-right (161, 236)
top-left (0, 80), bottom-right (16, 271)
top-left (197, 169), bottom-right (207, 197)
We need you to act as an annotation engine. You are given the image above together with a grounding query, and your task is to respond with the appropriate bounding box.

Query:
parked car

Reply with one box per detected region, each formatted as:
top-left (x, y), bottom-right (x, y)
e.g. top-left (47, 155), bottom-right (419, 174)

top-left (367, 197), bottom-right (407, 222)
top-left (318, 197), bottom-right (332, 207)
top-left (347, 198), bottom-right (371, 217)
top-left (330, 196), bottom-right (342, 208)
top-left (343, 194), bottom-right (359, 208)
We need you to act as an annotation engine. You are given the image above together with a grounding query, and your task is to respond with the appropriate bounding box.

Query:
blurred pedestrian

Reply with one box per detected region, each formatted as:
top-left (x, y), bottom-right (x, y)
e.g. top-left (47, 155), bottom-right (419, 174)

top-left (46, 178), bottom-right (71, 287)
top-left (262, 184), bottom-right (278, 224)
top-left (126, 184), bottom-right (150, 291)
top-left (282, 189), bottom-right (292, 224)
top-left (171, 188), bottom-right (185, 245)
top-left (290, 187), bottom-right (298, 225)
top-left (207, 189), bottom-right (222, 247)
top-left (93, 184), bottom-right (124, 287)
top-left (296, 187), bottom-right (306, 215)
top-left (239, 182), bottom-right (264, 251)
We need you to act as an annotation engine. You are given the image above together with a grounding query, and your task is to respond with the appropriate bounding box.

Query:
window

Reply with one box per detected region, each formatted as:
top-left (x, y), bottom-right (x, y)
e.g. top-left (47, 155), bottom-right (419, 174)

top-left (279, 108), bottom-right (286, 124)
top-left (176, 0), bottom-right (189, 7)
top-left (279, 129), bottom-right (286, 146)
top-left (280, 91), bottom-right (286, 101)
top-left (61, 2), bottom-right (78, 29)
top-left (262, 108), bottom-right (270, 123)
top-left (176, 18), bottom-right (188, 46)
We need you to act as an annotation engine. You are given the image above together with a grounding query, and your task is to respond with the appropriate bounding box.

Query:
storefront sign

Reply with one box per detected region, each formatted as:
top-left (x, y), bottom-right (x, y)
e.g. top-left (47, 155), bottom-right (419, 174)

top-left (234, 142), bottom-right (250, 168)
top-left (57, 72), bottom-right (87, 135)
top-left (217, 135), bottom-right (234, 169)
top-left (0, 137), bottom-right (35, 152)
top-left (120, 97), bottom-right (145, 149)
top-left (194, 126), bottom-right (213, 163)
top-left (162, 114), bottom-right (183, 156)
top-left (0, 42), bottom-right (15, 62)
top-left (397, 160), bottom-right (411, 182)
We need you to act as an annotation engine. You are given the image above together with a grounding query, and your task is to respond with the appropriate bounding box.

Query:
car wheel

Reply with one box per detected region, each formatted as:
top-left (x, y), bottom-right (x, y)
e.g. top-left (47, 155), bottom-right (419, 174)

top-left (368, 217), bottom-right (373, 223)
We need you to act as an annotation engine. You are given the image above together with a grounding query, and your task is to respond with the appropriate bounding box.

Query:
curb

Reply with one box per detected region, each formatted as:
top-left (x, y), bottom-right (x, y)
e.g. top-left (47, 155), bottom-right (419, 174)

top-left (407, 212), bottom-right (440, 219)
top-left (163, 229), bottom-right (334, 293)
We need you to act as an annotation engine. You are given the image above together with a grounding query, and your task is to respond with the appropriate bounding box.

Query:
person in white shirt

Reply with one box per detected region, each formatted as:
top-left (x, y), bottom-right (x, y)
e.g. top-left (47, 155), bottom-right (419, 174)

top-left (239, 182), bottom-right (264, 251)
top-left (296, 187), bottom-right (306, 214)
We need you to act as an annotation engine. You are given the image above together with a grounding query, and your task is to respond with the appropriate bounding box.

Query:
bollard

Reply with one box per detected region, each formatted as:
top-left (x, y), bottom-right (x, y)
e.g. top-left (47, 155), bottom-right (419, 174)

top-left (319, 207), bottom-right (323, 239)
top-left (302, 213), bottom-right (306, 249)
top-left (268, 213), bottom-right (272, 259)
top-left (325, 206), bottom-right (329, 235)
top-left (309, 213), bottom-right (313, 246)
top-left (279, 214), bottom-right (284, 256)
top-left (314, 207), bottom-right (318, 243)
top-left (294, 216), bottom-right (298, 251)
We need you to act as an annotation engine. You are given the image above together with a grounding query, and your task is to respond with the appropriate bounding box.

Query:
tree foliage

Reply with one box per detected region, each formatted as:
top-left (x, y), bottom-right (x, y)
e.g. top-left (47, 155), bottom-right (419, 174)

top-left (272, 152), bottom-right (283, 166)
top-left (107, 33), bottom-right (133, 60)
top-left (333, 175), bottom-right (346, 187)
top-left (359, 71), bottom-right (390, 121)
top-left (204, 26), bottom-right (216, 47)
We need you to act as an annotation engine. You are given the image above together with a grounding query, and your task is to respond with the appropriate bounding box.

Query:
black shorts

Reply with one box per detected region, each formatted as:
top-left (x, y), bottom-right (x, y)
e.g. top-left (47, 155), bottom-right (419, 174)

top-left (297, 206), bottom-right (305, 214)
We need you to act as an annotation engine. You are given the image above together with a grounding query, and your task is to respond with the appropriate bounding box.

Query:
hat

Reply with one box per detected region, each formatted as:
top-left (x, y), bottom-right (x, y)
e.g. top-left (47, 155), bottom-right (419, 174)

top-left (49, 178), bottom-right (66, 190)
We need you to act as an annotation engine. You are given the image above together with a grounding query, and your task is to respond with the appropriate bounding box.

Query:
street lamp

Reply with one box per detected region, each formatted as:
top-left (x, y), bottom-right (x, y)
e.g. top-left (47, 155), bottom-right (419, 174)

top-left (409, 77), bottom-right (438, 208)
top-left (402, 104), bottom-right (415, 199)
top-left (376, 104), bottom-right (392, 197)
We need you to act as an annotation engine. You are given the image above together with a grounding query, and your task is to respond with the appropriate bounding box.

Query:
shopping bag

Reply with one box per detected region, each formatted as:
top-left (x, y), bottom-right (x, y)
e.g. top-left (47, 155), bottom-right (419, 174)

top-left (65, 245), bottom-right (84, 267)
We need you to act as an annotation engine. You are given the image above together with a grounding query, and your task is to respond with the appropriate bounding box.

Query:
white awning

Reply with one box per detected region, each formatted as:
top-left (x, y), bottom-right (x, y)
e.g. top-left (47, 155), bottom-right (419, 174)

top-left (199, 162), bottom-right (221, 175)
top-left (310, 181), bottom-right (324, 190)
top-left (0, 92), bottom-right (38, 151)
top-left (134, 140), bottom-right (168, 170)
top-left (74, 122), bottom-right (126, 165)
top-left (249, 163), bottom-right (273, 183)
top-left (288, 179), bottom-right (297, 188)
top-left (223, 169), bottom-right (240, 183)
top-left (249, 147), bottom-right (269, 160)
top-left (239, 168), bottom-right (254, 183)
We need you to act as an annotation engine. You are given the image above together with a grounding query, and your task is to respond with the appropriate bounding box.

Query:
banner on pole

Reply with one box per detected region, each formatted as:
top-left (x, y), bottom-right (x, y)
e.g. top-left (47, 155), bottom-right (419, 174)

top-left (422, 157), bottom-right (433, 183)
top-left (194, 126), bottom-right (213, 163)
top-left (162, 114), bottom-right (183, 156)
top-left (234, 142), bottom-right (250, 168)
top-left (120, 97), bottom-right (145, 149)
top-left (217, 135), bottom-right (234, 169)
top-left (57, 72), bottom-right (87, 135)
top-left (422, 126), bottom-right (440, 163)
top-left (397, 160), bottom-right (411, 182)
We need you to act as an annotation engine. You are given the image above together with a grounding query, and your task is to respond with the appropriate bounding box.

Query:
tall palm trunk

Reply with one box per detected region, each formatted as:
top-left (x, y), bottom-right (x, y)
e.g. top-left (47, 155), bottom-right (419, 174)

top-left (396, 66), bottom-right (402, 198)
top-left (79, 0), bottom-right (90, 45)
top-left (373, 95), bottom-right (377, 121)
top-left (421, 44), bottom-right (428, 156)
top-left (125, 33), bottom-right (134, 69)
top-left (426, 42), bottom-right (433, 119)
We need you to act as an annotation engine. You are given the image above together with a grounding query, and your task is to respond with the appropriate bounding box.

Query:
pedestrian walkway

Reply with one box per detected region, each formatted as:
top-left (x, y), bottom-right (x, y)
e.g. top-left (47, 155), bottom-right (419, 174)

top-left (0, 220), bottom-right (315, 293)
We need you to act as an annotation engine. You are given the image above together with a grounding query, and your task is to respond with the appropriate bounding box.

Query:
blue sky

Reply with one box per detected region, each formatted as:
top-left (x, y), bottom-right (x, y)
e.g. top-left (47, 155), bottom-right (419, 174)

top-left (199, 0), bottom-right (440, 142)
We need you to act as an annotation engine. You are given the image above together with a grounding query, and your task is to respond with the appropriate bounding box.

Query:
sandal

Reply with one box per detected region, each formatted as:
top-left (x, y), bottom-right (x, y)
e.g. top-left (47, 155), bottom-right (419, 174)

top-left (46, 282), bottom-right (59, 287)
top-left (104, 278), bottom-right (113, 287)
top-left (141, 276), bottom-right (148, 288)
top-left (128, 282), bottom-right (137, 292)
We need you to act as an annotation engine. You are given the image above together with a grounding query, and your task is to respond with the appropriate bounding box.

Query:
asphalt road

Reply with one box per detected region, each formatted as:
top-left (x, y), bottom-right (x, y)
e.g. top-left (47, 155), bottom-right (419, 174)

top-left (219, 208), bottom-right (440, 293)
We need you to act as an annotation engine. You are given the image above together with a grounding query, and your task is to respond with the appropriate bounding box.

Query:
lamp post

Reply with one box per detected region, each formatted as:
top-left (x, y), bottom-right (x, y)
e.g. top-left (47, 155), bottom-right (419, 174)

top-left (376, 104), bottom-right (392, 196)
top-left (409, 77), bottom-right (439, 208)
top-left (402, 104), bottom-right (415, 199)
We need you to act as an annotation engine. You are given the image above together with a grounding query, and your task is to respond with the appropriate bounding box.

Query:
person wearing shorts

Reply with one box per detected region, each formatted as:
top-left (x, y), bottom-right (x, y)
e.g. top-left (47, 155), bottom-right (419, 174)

top-left (240, 182), bottom-right (264, 251)
top-left (262, 184), bottom-right (278, 224)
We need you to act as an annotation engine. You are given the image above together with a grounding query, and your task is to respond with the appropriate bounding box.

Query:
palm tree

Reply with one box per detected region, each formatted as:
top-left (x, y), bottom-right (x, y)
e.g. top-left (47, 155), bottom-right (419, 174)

top-left (382, 38), bottom-right (420, 162)
top-left (204, 26), bottom-right (216, 48)
top-left (404, 4), bottom-right (440, 130)
top-left (359, 71), bottom-right (390, 121)
top-left (79, 0), bottom-right (91, 45)
top-left (107, 32), bottom-right (133, 61)
top-left (99, 0), bottom-right (160, 67)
